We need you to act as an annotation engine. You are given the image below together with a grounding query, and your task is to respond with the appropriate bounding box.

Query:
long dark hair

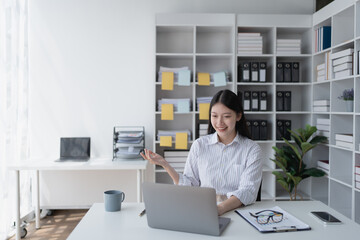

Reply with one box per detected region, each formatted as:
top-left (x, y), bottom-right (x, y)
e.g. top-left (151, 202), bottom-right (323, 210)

top-left (207, 90), bottom-right (251, 139)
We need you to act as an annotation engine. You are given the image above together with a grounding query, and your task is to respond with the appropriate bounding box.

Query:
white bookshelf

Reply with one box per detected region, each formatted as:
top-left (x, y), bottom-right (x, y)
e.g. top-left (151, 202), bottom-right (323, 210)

top-left (311, 0), bottom-right (360, 224)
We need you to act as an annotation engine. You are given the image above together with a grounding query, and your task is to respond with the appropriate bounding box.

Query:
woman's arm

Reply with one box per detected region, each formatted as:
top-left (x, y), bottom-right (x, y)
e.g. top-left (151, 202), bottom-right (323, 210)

top-left (141, 149), bottom-right (180, 184)
top-left (217, 196), bottom-right (243, 216)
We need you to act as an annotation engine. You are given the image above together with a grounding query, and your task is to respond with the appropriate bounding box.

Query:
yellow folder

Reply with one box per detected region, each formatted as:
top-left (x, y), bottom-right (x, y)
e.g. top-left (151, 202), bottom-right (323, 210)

top-left (160, 136), bottom-right (172, 147)
top-left (198, 73), bottom-right (210, 86)
top-left (199, 103), bottom-right (210, 120)
top-left (161, 104), bottom-right (174, 120)
top-left (175, 132), bottom-right (188, 150)
top-left (162, 72), bottom-right (174, 90)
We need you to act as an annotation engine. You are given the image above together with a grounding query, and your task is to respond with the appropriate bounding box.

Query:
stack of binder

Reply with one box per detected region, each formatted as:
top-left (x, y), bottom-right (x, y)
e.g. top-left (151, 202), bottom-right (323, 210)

top-left (356, 166), bottom-right (360, 190)
top-left (316, 53), bottom-right (330, 82)
top-left (276, 91), bottom-right (291, 111)
top-left (158, 66), bottom-right (191, 83)
top-left (276, 39), bottom-right (301, 55)
top-left (316, 118), bottom-right (330, 139)
top-left (196, 97), bottom-right (212, 110)
top-left (158, 98), bottom-right (191, 112)
top-left (163, 150), bottom-right (189, 172)
top-left (314, 26), bottom-right (331, 52)
top-left (330, 48), bottom-right (354, 79)
top-left (313, 99), bottom-right (330, 112)
top-left (157, 130), bottom-right (192, 141)
top-left (246, 120), bottom-right (268, 140)
top-left (276, 120), bottom-right (291, 140)
top-left (335, 133), bottom-right (353, 149)
top-left (276, 62), bottom-right (299, 82)
top-left (237, 32), bottom-right (263, 55)
top-left (241, 91), bottom-right (268, 111)
top-left (317, 160), bottom-right (329, 174)
top-left (113, 126), bottom-right (144, 160)
top-left (238, 62), bottom-right (267, 82)
top-left (198, 123), bottom-right (208, 137)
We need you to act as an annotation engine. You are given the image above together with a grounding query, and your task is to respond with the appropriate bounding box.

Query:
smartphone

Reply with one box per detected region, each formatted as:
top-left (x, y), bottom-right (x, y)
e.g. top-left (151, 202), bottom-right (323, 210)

top-left (311, 211), bottom-right (342, 225)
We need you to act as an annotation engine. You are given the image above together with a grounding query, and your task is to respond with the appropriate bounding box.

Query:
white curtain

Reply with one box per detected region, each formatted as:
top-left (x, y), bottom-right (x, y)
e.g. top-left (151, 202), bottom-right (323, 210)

top-left (0, 0), bottom-right (30, 239)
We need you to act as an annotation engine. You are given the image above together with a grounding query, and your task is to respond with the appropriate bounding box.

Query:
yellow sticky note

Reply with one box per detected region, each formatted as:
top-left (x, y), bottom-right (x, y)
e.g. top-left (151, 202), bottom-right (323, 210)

top-left (161, 104), bottom-right (174, 120)
top-left (198, 73), bottom-right (210, 86)
top-left (175, 132), bottom-right (188, 150)
top-left (162, 72), bottom-right (174, 90)
top-left (160, 136), bottom-right (172, 147)
top-left (199, 103), bottom-right (210, 120)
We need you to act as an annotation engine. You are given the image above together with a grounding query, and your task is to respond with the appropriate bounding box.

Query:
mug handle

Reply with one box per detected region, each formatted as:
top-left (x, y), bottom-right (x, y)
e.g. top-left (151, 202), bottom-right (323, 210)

top-left (121, 192), bottom-right (125, 202)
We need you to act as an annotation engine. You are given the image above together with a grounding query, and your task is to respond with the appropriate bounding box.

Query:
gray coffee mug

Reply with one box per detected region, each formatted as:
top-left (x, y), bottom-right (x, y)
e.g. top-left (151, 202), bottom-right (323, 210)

top-left (104, 190), bottom-right (125, 212)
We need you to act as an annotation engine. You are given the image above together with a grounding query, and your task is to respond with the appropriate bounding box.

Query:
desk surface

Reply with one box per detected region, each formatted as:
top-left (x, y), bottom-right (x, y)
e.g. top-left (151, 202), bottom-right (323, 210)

top-left (7, 158), bottom-right (147, 171)
top-left (68, 201), bottom-right (360, 240)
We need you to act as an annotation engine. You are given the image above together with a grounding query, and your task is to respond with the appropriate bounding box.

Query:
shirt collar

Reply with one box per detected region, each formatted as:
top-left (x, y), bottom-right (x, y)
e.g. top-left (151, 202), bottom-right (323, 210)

top-left (209, 132), bottom-right (242, 146)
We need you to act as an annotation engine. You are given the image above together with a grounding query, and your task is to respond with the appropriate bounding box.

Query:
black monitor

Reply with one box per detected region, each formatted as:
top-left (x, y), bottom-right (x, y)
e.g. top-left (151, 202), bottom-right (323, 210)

top-left (60, 137), bottom-right (90, 160)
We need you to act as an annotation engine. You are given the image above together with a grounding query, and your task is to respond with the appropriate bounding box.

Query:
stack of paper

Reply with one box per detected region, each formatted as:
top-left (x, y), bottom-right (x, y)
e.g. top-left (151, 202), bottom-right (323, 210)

top-left (317, 160), bottom-right (329, 173)
top-left (164, 150), bottom-right (189, 172)
top-left (330, 48), bottom-right (354, 79)
top-left (196, 97), bottom-right (212, 110)
top-left (237, 32), bottom-right (263, 55)
top-left (335, 133), bottom-right (353, 149)
top-left (276, 39), bottom-right (301, 54)
top-left (316, 118), bottom-right (330, 139)
top-left (157, 130), bottom-right (192, 141)
top-left (356, 166), bottom-right (360, 190)
top-left (114, 129), bottom-right (144, 159)
top-left (158, 66), bottom-right (191, 85)
top-left (316, 53), bottom-right (331, 82)
top-left (198, 123), bottom-right (209, 137)
top-left (196, 71), bottom-right (230, 84)
top-left (313, 100), bottom-right (330, 112)
top-left (158, 98), bottom-right (191, 112)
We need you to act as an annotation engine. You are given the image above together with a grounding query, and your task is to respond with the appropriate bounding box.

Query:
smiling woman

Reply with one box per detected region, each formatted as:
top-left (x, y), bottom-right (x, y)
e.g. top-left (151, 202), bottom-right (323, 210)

top-left (142, 90), bottom-right (263, 216)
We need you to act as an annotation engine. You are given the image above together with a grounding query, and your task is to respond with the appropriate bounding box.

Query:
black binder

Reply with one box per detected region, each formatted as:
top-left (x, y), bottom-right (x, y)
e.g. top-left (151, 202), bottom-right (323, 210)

top-left (276, 91), bottom-right (284, 111)
top-left (276, 62), bottom-right (284, 82)
top-left (252, 120), bottom-right (260, 140)
top-left (292, 62), bottom-right (299, 82)
top-left (259, 62), bottom-right (266, 82)
top-left (246, 120), bottom-right (252, 137)
top-left (259, 120), bottom-right (267, 140)
top-left (260, 91), bottom-right (267, 111)
top-left (284, 120), bottom-right (291, 140)
top-left (251, 62), bottom-right (259, 82)
top-left (251, 91), bottom-right (259, 111)
top-left (240, 62), bottom-right (250, 82)
top-left (237, 91), bottom-right (243, 105)
top-left (243, 91), bottom-right (251, 111)
top-left (284, 62), bottom-right (292, 82)
top-left (276, 120), bottom-right (284, 140)
top-left (284, 91), bottom-right (292, 111)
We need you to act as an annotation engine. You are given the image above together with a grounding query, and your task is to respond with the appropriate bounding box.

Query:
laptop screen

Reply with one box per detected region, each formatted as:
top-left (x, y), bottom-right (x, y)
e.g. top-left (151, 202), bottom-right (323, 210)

top-left (60, 138), bottom-right (90, 158)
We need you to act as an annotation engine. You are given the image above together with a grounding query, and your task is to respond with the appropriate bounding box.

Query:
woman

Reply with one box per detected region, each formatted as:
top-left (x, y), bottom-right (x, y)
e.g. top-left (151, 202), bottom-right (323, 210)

top-left (141, 89), bottom-right (263, 215)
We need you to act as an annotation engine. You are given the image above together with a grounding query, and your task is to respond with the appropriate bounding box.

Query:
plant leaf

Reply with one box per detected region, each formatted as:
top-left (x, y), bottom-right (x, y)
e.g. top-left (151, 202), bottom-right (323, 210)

top-left (284, 139), bottom-right (301, 161)
top-left (301, 142), bottom-right (315, 155)
top-left (309, 135), bottom-right (328, 145)
top-left (277, 179), bottom-right (290, 193)
top-left (303, 168), bottom-right (326, 177)
top-left (304, 124), bottom-right (317, 140)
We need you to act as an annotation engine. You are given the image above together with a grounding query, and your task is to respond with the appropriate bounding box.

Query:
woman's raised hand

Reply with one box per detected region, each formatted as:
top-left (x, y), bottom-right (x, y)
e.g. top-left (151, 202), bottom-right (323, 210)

top-left (140, 149), bottom-right (167, 167)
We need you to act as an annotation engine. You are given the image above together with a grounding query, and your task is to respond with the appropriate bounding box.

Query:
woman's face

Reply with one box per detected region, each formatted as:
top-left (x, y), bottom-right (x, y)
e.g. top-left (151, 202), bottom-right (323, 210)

top-left (210, 103), bottom-right (241, 142)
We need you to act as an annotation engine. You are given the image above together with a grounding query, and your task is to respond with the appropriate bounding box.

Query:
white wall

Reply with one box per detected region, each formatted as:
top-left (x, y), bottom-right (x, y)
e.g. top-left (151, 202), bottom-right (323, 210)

top-left (29, 0), bottom-right (315, 206)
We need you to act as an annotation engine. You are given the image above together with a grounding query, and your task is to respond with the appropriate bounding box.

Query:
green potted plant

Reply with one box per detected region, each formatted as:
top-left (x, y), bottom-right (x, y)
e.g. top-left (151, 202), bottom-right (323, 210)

top-left (271, 124), bottom-right (328, 200)
top-left (338, 88), bottom-right (354, 112)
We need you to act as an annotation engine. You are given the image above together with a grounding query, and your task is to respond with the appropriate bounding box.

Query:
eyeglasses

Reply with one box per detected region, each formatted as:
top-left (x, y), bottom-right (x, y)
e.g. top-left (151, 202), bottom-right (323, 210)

top-left (250, 210), bottom-right (283, 224)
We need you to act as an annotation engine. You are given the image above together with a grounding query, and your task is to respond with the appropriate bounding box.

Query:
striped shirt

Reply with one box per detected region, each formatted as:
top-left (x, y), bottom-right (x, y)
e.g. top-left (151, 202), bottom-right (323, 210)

top-left (178, 133), bottom-right (263, 205)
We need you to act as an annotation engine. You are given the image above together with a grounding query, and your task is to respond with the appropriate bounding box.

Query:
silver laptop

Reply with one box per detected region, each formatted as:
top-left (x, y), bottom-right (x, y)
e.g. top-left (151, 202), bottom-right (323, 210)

top-left (143, 182), bottom-right (231, 236)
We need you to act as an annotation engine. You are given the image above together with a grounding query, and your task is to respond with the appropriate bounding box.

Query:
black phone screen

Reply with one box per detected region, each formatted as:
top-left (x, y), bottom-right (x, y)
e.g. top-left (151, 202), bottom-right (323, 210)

top-left (311, 211), bottom-right (341, 223)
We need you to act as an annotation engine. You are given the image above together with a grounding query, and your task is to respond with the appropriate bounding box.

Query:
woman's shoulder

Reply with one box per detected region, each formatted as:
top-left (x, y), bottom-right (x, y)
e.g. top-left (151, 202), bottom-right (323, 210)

top-left (239, 135), bottom-right (262, 152)
top-left (193, 133), bottom-right (214, 145)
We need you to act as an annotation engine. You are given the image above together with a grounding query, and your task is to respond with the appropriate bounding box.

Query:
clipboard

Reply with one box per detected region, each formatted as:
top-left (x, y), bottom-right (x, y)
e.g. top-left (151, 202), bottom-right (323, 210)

top-left (235, 206), bottom-right (311, 233)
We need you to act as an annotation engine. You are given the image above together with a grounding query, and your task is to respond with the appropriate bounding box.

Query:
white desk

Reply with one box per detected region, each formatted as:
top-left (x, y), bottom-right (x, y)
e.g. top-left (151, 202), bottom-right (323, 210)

top-left (68, 201), bottom-right (360, 240)
top-left (7, 158), bottom-right (147, 240)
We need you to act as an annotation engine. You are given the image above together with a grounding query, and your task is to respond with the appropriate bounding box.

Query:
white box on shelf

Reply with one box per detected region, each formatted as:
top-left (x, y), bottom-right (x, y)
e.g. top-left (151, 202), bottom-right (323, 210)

top-left (335, 133), bottom-right (353, 143)
top-left (356, 166), bottom-right (360, 175)
top-left (317, 63), bottom-right (325, 70)
top-left (317, 160), bottom-right (329, 171)
top-left (169, 162), bottom-right (186, 168)
top-left (333, 55), bottom-right (353, 66)
top-left (164, 151), bottom-right (189, 157)
top-left (333, 62), bottom-right (353, 72)
top-left (317, 69), bottom-right (325, 76)
top-left (313, 106), bottom-right (330, 112)
top-left (330, 48), bottom-right (354, 60)
top-left (317, 75), bottom-right (326, 82)
top-left (335, 140), bottom-right (353, 149)
top-left (317, 118), bottom-right (330, 125)
top-left (313, 100), bottom-right (330, 106)
top-left (334, 69), bottom-right (352, 79)
top-left (355, 174), bottom-right (360, 182)
top-left (164, 157), bottom-right (187, 163)
top-left (316, 124), bottom-right (330, 131)
top-left (317, 130), bottom-right (330, 138)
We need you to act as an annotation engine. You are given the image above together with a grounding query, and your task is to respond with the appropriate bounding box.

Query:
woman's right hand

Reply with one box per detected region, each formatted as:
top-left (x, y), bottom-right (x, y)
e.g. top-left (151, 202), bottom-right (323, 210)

top-left (140, 149), bottom-right (167, 167)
